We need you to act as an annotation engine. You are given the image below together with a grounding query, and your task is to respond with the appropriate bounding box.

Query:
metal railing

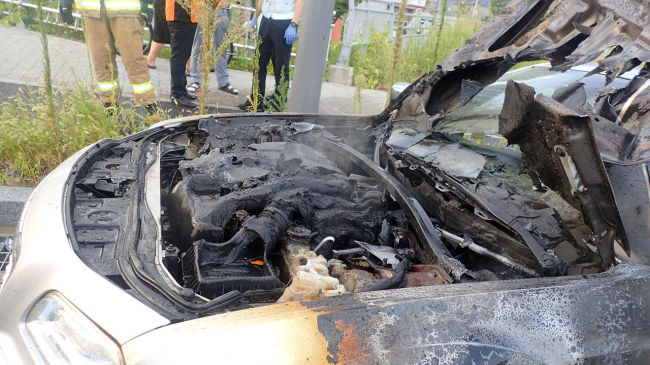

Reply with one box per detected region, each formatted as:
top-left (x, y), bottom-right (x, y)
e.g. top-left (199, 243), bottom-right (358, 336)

top-left (346, 0), bottom-right (440, 45)
top-left (1, 0), bottom-right (84, 30)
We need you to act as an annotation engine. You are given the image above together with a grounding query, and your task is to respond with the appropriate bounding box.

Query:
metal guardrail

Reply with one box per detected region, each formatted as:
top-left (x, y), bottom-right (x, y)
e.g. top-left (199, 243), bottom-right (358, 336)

top-left (0, 0), bottom-right (84, 30)
top-left (348, 0), bottom-right (438, 44)
top-left (0, 0), bottom-right (331, 66)
top-left (345, 0), bottom-right (462, 47)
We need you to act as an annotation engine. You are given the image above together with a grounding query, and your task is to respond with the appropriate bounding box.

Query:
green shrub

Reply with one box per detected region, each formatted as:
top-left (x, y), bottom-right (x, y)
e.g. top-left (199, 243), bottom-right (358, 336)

top-left (0, 2), bottom-right (22, 25)
top-left (349, 15), bottom-right (486, 89)
top-left (349, 31), bottom-right (392, 89)
top-left (323, 41), bottom-right (343, 80)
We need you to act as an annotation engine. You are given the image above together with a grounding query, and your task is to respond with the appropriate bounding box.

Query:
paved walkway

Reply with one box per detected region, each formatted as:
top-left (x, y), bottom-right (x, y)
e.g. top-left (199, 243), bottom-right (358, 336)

top-left (0, 24), bottom-right (387, 115)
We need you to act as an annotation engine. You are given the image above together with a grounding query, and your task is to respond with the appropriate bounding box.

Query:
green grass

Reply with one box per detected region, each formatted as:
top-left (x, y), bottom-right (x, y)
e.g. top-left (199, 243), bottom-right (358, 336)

top-left (158, 47), bottom-right (171, 60)
top-left (0, 86), bottom-right (160, 186)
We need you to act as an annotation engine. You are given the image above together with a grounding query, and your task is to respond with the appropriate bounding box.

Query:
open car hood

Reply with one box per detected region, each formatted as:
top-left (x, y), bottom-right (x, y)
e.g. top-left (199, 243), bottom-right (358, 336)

top-left (379, 0), bottom-right (650, 266)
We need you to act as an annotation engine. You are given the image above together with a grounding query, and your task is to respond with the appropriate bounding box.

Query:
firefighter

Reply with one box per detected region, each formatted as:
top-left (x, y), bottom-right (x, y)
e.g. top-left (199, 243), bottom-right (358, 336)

top-left (59, 0), bottom-right (158, 114)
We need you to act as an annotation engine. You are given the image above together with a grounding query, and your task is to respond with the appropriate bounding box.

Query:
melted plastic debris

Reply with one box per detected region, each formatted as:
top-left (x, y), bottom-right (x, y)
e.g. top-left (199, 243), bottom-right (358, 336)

top-left (277, 252), bottom-right (346, 302)
top-left (424, 144), bottom-right (487, 179)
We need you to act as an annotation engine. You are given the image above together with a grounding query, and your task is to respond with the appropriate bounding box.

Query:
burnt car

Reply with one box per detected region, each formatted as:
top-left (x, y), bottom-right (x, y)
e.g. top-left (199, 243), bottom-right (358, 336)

top-left (1, 0), bottom-right (650, 363)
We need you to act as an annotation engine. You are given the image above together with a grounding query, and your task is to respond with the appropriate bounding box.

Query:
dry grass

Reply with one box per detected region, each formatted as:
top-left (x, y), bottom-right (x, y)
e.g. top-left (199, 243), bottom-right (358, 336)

top-left (0, 86), bottom-right (160, 186)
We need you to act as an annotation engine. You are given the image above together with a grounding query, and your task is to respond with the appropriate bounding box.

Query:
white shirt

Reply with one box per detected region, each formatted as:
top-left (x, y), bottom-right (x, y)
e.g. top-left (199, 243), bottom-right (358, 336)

top-left (261, 0), bottom-right (295, 20)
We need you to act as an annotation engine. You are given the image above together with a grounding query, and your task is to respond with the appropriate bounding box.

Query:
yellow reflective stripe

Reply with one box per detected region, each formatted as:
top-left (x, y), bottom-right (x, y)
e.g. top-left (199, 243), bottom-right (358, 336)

top-left (105, 1), bottom-right (140, 10)
top-left (78, 0), bottom-right (140, 10)
top-left (131, 81), bottom-right (153, 94)
top-left (97, 79), bottom-right (119, 92)
top-left (77, 1), bottom-right (101, 10)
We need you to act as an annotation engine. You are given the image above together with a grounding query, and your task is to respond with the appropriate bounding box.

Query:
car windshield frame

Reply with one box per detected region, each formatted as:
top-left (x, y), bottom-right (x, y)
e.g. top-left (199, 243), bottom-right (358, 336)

top-left (432, 64), bottom-right (632, 137)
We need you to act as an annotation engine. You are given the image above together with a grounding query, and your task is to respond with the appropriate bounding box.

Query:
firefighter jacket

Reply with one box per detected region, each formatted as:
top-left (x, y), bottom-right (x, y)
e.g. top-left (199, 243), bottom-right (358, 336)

top-left (77, 0), bottom-right (141, 18)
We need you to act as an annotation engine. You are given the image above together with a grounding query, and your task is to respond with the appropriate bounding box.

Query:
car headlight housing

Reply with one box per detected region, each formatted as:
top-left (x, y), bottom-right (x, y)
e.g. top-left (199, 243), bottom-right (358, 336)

top-left (25, 292), bottom-right (124, 365)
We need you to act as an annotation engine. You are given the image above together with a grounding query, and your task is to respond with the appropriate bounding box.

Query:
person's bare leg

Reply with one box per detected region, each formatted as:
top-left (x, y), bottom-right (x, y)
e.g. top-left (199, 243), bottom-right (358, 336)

top-left (147, 41), bottom-right (164, 67)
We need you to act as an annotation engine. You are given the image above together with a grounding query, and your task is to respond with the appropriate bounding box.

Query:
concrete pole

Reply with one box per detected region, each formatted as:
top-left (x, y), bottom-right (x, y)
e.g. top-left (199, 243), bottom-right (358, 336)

top-left (288, 0), bottom-right (336, 113)
top-left (335, 0), bottom-right (355, 66)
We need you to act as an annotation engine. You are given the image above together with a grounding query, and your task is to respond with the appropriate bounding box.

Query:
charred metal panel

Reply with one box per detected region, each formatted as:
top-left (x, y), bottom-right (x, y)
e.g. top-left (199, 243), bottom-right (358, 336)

top-left (499, 81), bottom-right (629, 266)
top-left (378, 0), bottom-right (650, 126)
top-left (307, 263), bottom-right (650, 364)
top-left (443, 0), bottom-right (650, 73)
top-left (606, 162), bottom-right (650, 263)
top-left (387, 150), bottom-right (568, 275)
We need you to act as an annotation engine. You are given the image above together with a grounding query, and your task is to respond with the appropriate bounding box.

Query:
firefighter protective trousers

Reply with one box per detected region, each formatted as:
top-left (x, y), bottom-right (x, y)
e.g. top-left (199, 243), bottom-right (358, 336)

top-left (83, 12), bottom-right (156, 105)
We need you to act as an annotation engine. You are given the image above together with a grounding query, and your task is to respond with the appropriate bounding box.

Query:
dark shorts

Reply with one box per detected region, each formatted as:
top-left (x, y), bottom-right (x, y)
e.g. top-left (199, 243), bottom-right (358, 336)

top-left (152, 0), bottom-right (171, 44)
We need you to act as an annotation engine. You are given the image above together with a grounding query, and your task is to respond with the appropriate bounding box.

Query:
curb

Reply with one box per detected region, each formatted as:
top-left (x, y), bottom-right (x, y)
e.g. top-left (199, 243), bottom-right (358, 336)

top-left (0, 186), bottom-right (33, 227)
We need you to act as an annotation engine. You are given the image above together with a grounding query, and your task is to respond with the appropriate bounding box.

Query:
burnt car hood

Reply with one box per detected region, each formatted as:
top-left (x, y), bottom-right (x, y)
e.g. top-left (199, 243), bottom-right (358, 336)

top-left (123, 263), bottom-right (650, 364)
top-left (380, 0), bottom-right (650, 266)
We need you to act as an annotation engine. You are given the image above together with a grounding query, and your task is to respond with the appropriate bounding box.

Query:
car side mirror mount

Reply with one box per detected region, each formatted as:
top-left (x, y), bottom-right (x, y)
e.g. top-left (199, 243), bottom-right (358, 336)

top-left (390, 82), bottom-right (410, 104)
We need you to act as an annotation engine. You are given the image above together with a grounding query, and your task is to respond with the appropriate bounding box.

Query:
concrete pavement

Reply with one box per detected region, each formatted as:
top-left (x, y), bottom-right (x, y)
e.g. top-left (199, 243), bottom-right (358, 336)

top-left (0, 24), bottom-right (388, 115)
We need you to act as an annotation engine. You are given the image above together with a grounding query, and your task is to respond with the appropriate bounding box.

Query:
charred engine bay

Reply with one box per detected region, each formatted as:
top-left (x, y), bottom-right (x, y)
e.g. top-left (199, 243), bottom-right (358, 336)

top-left (159, 119), bottom-right (457, 305)
top-left (145, 116), bottom-right (598, 312)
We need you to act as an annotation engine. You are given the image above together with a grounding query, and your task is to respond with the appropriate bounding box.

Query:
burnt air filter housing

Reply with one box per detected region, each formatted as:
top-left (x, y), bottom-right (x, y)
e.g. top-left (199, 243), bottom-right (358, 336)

top-left (182, 239), bottom-right (284, 299)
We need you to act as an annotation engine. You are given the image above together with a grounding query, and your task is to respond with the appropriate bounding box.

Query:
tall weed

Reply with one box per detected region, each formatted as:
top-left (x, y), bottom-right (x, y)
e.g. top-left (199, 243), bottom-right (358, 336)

top-left (386, 0), bottom-right (408, 106)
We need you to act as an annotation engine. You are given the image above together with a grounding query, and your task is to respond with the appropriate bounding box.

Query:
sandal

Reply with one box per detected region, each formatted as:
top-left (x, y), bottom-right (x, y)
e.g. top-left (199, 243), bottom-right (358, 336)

top-left (187, 82), bottom-right (201, 94)
top-left (219, 83), bottom-right (239, 95)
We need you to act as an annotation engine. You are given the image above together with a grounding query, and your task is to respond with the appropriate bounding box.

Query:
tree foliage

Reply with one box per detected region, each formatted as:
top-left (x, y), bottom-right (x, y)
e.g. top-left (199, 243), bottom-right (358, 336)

top-left (334, 0), bottom-right (361, 19)
top-left (489, 0), bottom-right (508, 15)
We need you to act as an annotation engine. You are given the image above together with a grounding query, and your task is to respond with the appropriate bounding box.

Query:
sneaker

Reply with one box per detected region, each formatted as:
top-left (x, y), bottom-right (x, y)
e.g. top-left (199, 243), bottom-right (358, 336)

top-left (238, 97), bottom-right (264, 112)
top-left (187, 82), bottom-right (201, 94)
top-left (171, 95), bottom-right (198, 109)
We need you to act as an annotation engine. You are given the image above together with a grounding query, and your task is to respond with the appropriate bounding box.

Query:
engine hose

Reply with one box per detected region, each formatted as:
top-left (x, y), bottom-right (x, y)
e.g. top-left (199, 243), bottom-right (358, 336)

top-left (360, 258), bottom-right (411, 292)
